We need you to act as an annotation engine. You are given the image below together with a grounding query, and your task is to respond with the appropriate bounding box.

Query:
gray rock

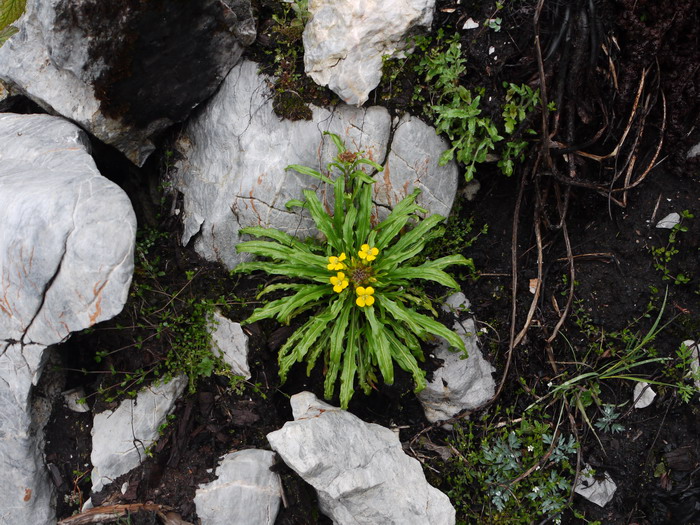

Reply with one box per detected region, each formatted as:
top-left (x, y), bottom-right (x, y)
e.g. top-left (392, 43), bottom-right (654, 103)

top-left (194, 449), bottom-right (282, 525)
top-left (91, 376), bottom-right (187, 493)
top-left (574, 466), bottom-right (617, 507)
top-left (0, 0), bottom-right (255, 165)
top-left (656, 212), bottom-right (681, 229)
top-left (633, 381), bottom-right (656, 409)
top-left (0, 113), bottom-right (135, 525)
top-left (210, 311), bottom-right (251, 379)
top-left (172, 60), bottom-right (457, 270)
top-left (267, 392), bottom-right (456, 525)
top-left (303, 0), bottom-right (433, 105)
top-left (418, 317), bottom-right (496, 424)
top-left (683, 340), bottom-right (700, 390)
top-left (688, 142), bottom-right (700, 158)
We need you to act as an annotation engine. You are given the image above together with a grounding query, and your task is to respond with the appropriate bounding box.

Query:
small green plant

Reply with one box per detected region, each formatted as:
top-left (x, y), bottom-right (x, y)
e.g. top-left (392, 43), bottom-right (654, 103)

top-left (0, 0), bottom-right (25, 46)
top-left (669, 340), bottom-right (700, 402)
top-left (413, 31), bottom-right (541, 181)
top-left (594, 404), bottom-right (625, 434)
top-left (235, 133), bottom-right (469, 408)
top-left (443, 412), bottom-right (577, 523)
top-left (651, 210), bottom-right (694, 285)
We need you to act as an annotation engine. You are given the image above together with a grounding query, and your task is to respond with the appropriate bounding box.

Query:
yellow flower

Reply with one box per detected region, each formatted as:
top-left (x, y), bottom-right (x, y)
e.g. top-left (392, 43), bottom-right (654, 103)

top-left (327, 253), bottom-right (347, 271)
top-left (358, 244), bottom-right (379, 262)
top-left (330, 272), bottom-right (349, 293)
top-left (355, 286), bottom-right (375, 307)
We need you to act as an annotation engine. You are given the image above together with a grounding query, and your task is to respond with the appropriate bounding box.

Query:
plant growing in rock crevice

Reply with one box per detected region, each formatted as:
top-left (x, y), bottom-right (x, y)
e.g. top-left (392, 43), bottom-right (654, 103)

top-left (235, 133), bottom-right (470, 408)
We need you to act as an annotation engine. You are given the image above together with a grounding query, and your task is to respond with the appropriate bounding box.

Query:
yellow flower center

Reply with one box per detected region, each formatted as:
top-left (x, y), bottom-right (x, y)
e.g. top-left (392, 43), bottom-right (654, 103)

top-left (330, 272), bottom-right (349, 293)
top-left (327, 252), bottom-right (347, 271)
top-left (355, 286), bottom-right (375, 307)
top-left (358, 244), bottom-right (379, 262)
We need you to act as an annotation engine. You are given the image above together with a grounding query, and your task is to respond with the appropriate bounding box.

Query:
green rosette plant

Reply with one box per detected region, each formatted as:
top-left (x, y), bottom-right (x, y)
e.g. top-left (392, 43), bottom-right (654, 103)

top-left (235, 133), bottom-right (470, 408)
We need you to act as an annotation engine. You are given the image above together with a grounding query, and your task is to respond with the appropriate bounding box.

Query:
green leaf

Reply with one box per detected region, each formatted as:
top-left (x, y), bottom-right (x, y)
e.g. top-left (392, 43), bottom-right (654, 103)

top-left (239, 226), bottom-right (313, 252)
top-left (385, 329), bottom-right (426, 392)
top-left (324, 131), bottom-right (346, 154)
top-left (378, 215), bottom-right (445, 270)
top-left (384, 266), bottom-right (461, 290)
top-left (234, 261), bottom-right (329, 283)
top-left (342, 205), bottom-right (358, 254)
top-left (339, 315), bottom-right (359, 409)
top-left (374, 189), bottom-right (424, 250)
top-left (303, 189), bottom-right (342, 251)
top-left (286, 164), bottom-right (333, 185)
top-left (381, 296), bottom-right (465, 353)
top-left (0, 0), bottom-right (25, 31)
top-left (0, 23), bottom-right (18, 46)
top-left (355, 183), bottom-right (373, 247)
top-left (364, 306), bottom-right (394, 385)
top-left (275, 284), bottom-right (332, 323)
top-left (324, 294), bottom-right (353, 399)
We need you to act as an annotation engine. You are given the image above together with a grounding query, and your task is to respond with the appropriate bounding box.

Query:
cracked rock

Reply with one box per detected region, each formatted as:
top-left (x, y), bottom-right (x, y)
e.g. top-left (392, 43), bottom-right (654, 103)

top-left (90, 376), bottom-right (187, 493)
top-left (194, 449), bottom-right (282, 525)
top-left (417, 293), bottom-right (495, 424)
top-left (303, 0), bottom-right (434, 105)
top-left (267, 392), bottom-right (456, 524)
top-left (0, 0), bottom-right (255, 165)
top-left (173, 60), bottom-right (457, 270)
top-left (0, 113), bottom-right (136, 525)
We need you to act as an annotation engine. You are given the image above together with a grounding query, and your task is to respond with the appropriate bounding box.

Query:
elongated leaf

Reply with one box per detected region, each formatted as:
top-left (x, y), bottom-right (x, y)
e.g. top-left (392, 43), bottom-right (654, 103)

top-left (355, 157), bottom-right (384, 172)
top-left (324, 131), bottom-right (346, 154)
top-left (324, 294), bottom-right (353, 399)
top-left (306, 331), bottom-right (331, 376)
top-left (385, 329), bottom-right (426, 392)
top-left (279, 306), bottom-right (336, 372)
top-left (378, 215), bottom-right (444, 269)
top-left (374, 189), bottom-right (423, 249)
top-left (303, 190), bottom-right (341, 250)
top-left (275, 285), bottom-right (332, 323)
top-left (351, 169), bottom-right (376, 185)
top-left (364, 306), bottom-right (394, 385)
top-left (339, 316), bottom-right (359, 409)
top-left (234, 261), bottom-right (329, 283)
top-left (286, 164), bottom-right (333, 184)
top-left (0, 24), bottom-right (17, 45)
top-left (256, 282), bottom-right (306, 299)
top-left (236, 240), bottom-right (327, 269)
top-left (421, 254), bottom-right (471, 270)
top-left (381, 296), bottom-right (465, 353)
top-left (240, 226), bottom-right (311, 251)
top-left (0, 0), bottom-right (25, 31)
top-left (355, 183), bottom-right (372, 247)
top-left (342, 205), bottom-right (357, 254)
top-left (384, 267), bottom-right (461, 290)
top-left (333, 172), bottom-right (345, 236)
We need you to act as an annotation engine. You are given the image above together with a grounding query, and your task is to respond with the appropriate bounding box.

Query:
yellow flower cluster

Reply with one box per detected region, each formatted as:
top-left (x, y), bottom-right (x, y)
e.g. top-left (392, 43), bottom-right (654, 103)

top-left (327, 245), bottom-right (380, 307)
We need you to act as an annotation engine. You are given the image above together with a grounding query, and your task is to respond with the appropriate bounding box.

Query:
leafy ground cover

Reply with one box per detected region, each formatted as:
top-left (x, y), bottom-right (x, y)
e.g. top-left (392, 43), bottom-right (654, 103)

top-left (29, 0), bottom-right (700, 523)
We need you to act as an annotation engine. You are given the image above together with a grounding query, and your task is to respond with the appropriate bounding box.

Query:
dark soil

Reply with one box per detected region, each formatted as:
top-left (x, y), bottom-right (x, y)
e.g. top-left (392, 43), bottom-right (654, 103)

top-left (33, 0), bottom-right (700, 524)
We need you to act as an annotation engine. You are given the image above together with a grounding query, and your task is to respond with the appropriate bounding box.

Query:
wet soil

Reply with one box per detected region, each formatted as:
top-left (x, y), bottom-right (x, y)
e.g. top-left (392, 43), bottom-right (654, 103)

top-left (35, 0), bottom-right (700, 524)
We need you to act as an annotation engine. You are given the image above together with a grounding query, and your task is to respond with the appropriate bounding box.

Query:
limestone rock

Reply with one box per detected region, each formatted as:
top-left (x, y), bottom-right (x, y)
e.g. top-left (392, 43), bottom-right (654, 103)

top-left (173, 60), bottom-right (457, 270)
top-left (303, 0), bottom-right (434, 105)
top-left (418, 294), bottom-right (495, 424)
top-left (209, 311), bottom-right (251, 379)
top-left (0, 113), bottom-right (136, 525)
top-left (91, 376), bottom-right (187, 493)
top-left (0, 0), bottom-right (255, 165)
top-left (194, 449), bottom-right (282, 525)
top-left (633, 382), bottom-right (656, 409)
top-left (267, 392), bottom-right (456, 525)
top-left (574, 466), bottom-right (617, 507)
